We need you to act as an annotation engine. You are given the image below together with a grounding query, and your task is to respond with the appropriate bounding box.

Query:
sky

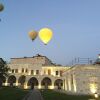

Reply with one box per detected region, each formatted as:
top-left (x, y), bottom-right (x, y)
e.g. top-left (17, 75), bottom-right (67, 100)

top-left (0, 0), bottom-right (100, 65)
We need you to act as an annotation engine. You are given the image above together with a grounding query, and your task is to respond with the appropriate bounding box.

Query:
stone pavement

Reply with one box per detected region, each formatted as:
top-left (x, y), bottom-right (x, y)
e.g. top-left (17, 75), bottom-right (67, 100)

top-left (22, 89), bottom-right (44, 100)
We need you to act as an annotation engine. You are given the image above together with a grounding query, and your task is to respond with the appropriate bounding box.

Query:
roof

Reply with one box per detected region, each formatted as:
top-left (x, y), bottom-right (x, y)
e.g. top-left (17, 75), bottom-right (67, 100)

top-left (11, 54), bottom-right (46, 59)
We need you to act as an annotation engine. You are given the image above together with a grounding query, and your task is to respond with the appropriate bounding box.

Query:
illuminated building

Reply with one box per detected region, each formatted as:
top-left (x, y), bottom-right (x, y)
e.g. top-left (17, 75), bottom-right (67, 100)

top-left (63, 54), bottom-right (100, 95)
top-left (2, 54), bottom-right (100, 95)
top-left (5, 54), bottom-right (69, 89)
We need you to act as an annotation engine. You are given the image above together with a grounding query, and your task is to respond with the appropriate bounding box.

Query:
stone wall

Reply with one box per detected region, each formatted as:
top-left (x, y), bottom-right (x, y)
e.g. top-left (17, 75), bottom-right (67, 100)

top-left (63, 64), bottom-right (100, 95)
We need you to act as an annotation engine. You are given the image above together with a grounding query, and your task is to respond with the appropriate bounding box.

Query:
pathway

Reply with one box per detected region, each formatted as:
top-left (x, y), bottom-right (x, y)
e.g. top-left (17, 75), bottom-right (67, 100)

top-left (22, 89), bottom-right (44, 100)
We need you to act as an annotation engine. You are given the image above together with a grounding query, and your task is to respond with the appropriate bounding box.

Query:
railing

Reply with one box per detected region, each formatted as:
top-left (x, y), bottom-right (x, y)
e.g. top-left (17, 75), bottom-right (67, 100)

top-left (68, 57), bottom-right (95, 66)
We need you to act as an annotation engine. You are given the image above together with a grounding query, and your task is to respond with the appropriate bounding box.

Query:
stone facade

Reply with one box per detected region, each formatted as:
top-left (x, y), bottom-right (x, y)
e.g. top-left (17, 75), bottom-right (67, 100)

top-left (4, 54), bottom-right (69, 90)
top-left (63, 64), bottom-right (100, 95)
top-left (3, 54), bottom-right (100, 95)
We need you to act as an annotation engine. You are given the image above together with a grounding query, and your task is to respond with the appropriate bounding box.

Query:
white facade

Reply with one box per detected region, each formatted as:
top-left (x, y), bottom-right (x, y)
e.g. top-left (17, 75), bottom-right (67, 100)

top-left (4, 54), bottom-right (69, 90)
top-left (3, 54), bottom-right (100, 95)
top-left (63, 64), bottom-right (100, 95)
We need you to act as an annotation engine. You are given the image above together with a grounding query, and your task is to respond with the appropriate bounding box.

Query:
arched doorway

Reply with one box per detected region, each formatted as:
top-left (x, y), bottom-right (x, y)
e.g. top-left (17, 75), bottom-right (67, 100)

top-left (18, 75), bottom-right (26, 87)
top-left (28, 77), bottom-right (38, 89)
top-left (54, 79), bottom-right (63, 89)
top-left (8, 75), bottom-right (16, 87)
top-left (41, 77), bottom-right (52, 89)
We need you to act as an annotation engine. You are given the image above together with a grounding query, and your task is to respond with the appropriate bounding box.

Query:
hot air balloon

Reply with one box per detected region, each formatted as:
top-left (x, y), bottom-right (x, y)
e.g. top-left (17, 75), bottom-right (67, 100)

top-left (0, 3), bottom-right (4, 12)
top-left (39, 28), bottom-right (53, 45)
top-left (28, 30), bottom-right (38, 41)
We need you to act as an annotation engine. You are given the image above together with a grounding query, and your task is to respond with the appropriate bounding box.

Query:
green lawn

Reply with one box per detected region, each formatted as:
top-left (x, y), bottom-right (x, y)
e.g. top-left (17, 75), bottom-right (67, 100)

top-left (41, 89), bottom-right (99, 100)
top-left (0, 87), bottom-right (28, 100)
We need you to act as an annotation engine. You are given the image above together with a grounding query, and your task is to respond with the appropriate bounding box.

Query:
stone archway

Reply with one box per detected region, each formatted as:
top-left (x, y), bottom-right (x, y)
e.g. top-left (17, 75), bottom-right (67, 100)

top-left (41, 77), bottom-right (52, 89)
top-left (8, 75), bottom-right (16, 87)
top-left (54, 79), bottom-right (63, 89)
top-left (28, 77), bottom-right (38, 89)
top-left (18, 75), bottom-right (26, 87)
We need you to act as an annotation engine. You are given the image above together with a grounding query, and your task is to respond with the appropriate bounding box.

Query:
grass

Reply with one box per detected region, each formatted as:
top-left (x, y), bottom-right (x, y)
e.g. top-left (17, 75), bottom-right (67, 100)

top-left (40, 89), bottom-right (100, 100)
top-left (0, 87), bottom-right (28, 100)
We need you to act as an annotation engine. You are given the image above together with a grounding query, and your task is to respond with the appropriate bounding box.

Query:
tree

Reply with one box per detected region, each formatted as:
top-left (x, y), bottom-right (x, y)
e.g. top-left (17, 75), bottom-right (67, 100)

top-left (0, 61), bottom-right (10, 87)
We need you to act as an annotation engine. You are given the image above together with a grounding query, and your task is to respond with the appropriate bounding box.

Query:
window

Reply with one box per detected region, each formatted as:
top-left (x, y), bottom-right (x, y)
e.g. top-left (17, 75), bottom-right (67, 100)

top-left (12, 69), bottom-right (14, 73)
top-left (22, 68), bottom-right (24, 73)
top-left (36, 70), bottom-right (39, 75)
top-left (31, 70), bottom-right (34, 75)
top-left (48, 69), bottom-right (51, 75)
top-left (15, 69), bottom-right (18, 73)
top-left (25, 69), bottom-right (28, 73)
top-left (56, 71), bottom-right (58, 75)
top-left (60, 71), bottom-right (63, 76)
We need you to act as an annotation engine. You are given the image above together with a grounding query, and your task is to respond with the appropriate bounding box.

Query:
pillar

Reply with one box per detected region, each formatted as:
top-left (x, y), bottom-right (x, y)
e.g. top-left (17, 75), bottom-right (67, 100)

top-left (38, 81), bottom-right (41, 89)
top-left (5, 78), bottom-right (8, 86)
top-left (51, 81), bottom-right (54, 89)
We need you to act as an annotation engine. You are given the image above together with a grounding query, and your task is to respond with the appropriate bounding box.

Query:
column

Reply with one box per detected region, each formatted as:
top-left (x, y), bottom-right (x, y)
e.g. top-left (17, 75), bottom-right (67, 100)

top-left (24, 82), bottom-right (28, 89)
top-left (5, 78), bottom-right (8, 86)
top-left (73, 75), bottom-right (77, 92)
top-left (38, 81), bottom-right (41, 89)
top-left (51, 81), bottom-right (54, 89)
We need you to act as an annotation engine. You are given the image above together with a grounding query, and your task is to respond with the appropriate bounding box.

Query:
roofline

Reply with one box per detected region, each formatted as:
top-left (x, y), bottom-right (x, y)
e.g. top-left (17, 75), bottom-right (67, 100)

top-left (11, 55), bottom-right (47, 59)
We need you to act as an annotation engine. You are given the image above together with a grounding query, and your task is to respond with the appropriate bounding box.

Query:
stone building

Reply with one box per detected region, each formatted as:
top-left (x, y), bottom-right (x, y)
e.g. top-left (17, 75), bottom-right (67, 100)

top-left (63, 54), bottom-right (100, 95)
top-left (63, 64), bottom-right (100, 94)
top-left (4, 54), bottom-right (69, 89)
top-left (2, 54), bottom-right (100, 95)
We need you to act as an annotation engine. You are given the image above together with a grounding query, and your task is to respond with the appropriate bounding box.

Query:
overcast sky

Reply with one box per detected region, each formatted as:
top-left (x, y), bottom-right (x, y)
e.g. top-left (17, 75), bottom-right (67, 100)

top-left (0, 0), bottom-right (100, 65)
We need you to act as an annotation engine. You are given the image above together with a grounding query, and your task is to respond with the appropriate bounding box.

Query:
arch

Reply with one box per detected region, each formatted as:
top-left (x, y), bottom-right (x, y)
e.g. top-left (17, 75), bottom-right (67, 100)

top-left (18, 75), bottom-right (26, 85)
top-left (54, 79), bottom-right (63, 89)
top-left (28, 77), bottom-right (38, 89)
top-left (41, 77), bottom-right (52, 89)
top-left (8, 75), bottom-right (16, 87)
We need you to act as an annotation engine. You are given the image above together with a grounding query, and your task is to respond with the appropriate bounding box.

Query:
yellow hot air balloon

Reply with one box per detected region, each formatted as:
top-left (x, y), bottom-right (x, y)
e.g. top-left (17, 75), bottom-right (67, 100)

top-left (39, 28), bottom-right (53, 45)
top-left (0, 3), bottom-right (4, 12)
top-left (28, 30), bottom-right (38, 41)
